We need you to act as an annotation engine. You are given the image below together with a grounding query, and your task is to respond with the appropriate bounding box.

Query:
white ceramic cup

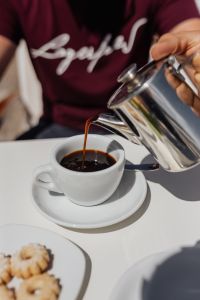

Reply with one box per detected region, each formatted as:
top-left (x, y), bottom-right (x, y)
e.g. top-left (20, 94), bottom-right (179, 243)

top-left (34, 134), bottom-right (125, 206)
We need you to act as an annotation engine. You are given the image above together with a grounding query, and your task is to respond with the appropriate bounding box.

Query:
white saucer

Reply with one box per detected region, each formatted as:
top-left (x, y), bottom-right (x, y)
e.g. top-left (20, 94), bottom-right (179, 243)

top-left (32, 170), bottom-right (147, 229)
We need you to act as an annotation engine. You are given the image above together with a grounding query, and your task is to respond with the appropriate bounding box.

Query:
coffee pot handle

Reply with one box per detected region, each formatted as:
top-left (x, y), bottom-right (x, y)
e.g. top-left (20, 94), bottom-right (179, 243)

top-left (167, 55), bottom-right (200, 97)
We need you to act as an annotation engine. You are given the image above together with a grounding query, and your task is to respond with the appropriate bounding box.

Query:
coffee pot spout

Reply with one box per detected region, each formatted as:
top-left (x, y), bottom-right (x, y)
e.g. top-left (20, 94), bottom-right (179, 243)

top-left (92, 113), bottom-right (140, 145)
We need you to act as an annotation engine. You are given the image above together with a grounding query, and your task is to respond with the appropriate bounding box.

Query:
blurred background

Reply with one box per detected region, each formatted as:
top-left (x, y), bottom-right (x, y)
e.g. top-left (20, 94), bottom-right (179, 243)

top-left (0, 40), bottom-right (43, 141)
top-left (0, 0), bottom-right (199, 141)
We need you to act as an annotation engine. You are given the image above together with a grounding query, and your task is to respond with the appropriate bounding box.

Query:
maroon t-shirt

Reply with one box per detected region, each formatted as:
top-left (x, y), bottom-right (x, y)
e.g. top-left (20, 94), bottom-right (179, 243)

top-left (0, 0), bottom-right (199, 130)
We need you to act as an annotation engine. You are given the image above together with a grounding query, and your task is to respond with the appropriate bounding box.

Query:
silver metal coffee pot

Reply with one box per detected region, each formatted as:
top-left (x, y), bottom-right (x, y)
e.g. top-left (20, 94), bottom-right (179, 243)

top-left (94, 55), bottom-right (200, 171)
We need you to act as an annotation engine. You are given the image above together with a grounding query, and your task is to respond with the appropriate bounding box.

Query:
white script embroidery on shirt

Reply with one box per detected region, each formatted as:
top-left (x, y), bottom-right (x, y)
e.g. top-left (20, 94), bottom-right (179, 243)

top-left (31, 18), bottom-right (147, 75)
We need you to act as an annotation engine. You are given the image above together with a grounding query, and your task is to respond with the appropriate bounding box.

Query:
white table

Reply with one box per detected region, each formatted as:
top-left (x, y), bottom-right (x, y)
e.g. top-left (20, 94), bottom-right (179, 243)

top-left (1, 136), bottom-right (200, 299)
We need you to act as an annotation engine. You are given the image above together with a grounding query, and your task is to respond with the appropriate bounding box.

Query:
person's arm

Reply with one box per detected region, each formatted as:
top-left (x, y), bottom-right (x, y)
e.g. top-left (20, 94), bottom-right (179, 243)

top-left (151, 14), bottom-right (200, 60)
top-left (170, 18), bottom-right (200, 33)
top-left (149, 0), bottom-right (200, 57)
top-left (0, 35), bottom-right (16, 80)
top-left (0, 0), bottom-right (23, 79)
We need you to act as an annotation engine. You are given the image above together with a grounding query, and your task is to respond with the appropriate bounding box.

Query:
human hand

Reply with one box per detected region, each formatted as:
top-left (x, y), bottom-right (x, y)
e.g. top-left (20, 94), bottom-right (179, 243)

top-left (150, 31), bottom-right (200, 116)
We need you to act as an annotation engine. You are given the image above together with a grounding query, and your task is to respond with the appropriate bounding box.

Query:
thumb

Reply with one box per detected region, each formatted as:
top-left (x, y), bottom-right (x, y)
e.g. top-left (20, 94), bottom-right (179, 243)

top-left (150, 33), bottom-right (187, 61)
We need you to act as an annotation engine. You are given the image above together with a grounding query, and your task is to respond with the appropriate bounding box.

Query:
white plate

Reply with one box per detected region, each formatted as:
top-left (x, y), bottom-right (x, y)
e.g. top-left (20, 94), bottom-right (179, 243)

top-left (0, 224), bottom-right (86, 300)
top-left (32, 170), bottom-right (147, 229)
top-left (110, 246), bottom-right (200, 300)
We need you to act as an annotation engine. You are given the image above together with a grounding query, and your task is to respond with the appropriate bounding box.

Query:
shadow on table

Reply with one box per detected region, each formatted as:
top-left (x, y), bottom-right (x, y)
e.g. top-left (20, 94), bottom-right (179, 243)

top-left (141, 244), bottom-right (200, 300)
top-left (73, 244), bottom-right (92, 300)
top-left (141, 155), bottom-right (200, 201)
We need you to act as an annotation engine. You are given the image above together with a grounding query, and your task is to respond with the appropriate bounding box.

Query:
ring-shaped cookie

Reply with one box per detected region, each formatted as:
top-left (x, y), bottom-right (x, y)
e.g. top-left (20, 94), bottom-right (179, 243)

top-left (11, 244), bottom-right (50, 279)
top-left (16, 273), bottom-right (60, 300)
top-left (0, 285), bottom-right (15, 300)
top-left (0, 254), bottom-right (12, 284)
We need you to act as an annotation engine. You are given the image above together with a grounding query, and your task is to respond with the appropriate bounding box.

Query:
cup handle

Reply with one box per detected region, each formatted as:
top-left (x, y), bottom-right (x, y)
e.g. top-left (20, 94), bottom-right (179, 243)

top-left (33, 164), bottom-right (62, 193)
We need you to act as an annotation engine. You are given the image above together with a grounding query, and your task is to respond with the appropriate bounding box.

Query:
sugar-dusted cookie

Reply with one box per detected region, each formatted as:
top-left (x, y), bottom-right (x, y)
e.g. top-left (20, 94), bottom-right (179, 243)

top-left (0, 254), bottom-right (12, 284)
top-left (0, 285), bottom-right (15, 300)
top-left (11, 244), bottom-right (50, 279)
top-left (16, 273), bottom-right (60, 300)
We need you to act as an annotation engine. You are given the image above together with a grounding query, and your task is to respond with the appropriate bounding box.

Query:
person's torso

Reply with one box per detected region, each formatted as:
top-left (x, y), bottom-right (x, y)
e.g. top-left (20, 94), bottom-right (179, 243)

top-left (11, 0), bottom-right (189, 128)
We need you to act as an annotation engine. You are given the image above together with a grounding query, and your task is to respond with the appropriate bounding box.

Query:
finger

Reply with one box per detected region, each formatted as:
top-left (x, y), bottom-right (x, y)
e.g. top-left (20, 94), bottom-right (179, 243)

top-left (194, 72), bottom-right (200, 85)
top-left (165, 68), bottom-right (181, 89)
top-left (192, 96), bottom-right (200, 115)
top-left (150, 31), bottom-right (200, 61)
top-left (192, 52), bottom-right (200, 72)
top-left (150, 33), bottom-right (189, 61)
top-left (191, 107), bottom-right (200, 116)
top-left (165, 69), bottom-right (194, 106)
top-left (190, 52), bottom-right (200, 93)
top-left (151, 33), bottom-right (179, 60)
top-left (176, 82), bottom-right (194, 106)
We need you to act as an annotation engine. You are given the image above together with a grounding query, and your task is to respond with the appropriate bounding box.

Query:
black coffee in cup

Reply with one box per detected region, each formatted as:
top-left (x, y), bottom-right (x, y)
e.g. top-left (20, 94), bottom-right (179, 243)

top-left (60, 149), bottom-right (116, 172)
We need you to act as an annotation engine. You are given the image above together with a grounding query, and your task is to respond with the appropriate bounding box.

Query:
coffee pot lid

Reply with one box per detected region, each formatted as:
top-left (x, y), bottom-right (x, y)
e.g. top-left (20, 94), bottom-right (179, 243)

top-left (108, 55), bottom-right (187, 109)
top-left (108, 59), bottom-right (161, 109)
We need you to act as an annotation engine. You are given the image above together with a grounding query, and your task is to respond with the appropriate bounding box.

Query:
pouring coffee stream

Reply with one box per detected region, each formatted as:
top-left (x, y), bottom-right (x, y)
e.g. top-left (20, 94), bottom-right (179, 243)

top-left (82, 115), bottom-right (159, 172)
top-left (92, 54), bottom-right (200, 172)
top-left (82, 116), bottom-right (93, 167)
